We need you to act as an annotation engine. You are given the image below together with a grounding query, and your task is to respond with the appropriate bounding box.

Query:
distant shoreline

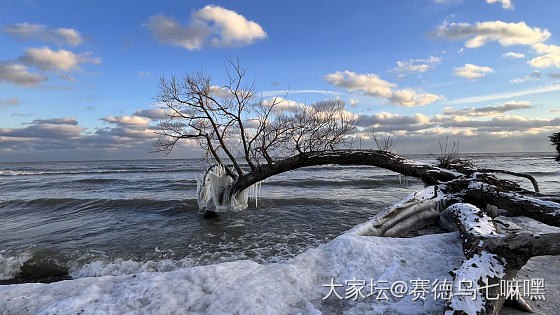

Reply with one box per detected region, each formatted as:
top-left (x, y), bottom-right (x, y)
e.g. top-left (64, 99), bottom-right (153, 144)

top-left (0, 151), bottom-right (556, 164)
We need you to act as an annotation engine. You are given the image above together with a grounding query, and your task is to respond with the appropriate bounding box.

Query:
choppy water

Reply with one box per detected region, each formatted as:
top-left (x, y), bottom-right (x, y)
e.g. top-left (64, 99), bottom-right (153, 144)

top-left (0, 152), bottom-right (558, 282)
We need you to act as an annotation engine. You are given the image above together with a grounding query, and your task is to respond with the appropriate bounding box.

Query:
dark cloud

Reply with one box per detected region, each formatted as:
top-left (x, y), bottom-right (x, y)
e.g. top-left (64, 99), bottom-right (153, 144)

top-left (443, 101), bottom-right (532, 116)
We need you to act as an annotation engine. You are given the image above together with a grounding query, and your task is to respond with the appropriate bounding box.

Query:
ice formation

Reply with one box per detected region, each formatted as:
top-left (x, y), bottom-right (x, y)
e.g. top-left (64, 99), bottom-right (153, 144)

top-left (0, 232), bottom-right (464, 314)
top-left (196, 165), bottom-right (262, 211)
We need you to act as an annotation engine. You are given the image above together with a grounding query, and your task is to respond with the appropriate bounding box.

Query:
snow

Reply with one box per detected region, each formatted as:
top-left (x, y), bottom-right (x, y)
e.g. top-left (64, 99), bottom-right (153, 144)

top-left (446, 251), bottom-right (505, 315)
top-left (0, 231), bottom-right (464, 314)
top-left (442, 203), bottom-right (500, 237)
top-left (353, 185), bottom-right (449, 237)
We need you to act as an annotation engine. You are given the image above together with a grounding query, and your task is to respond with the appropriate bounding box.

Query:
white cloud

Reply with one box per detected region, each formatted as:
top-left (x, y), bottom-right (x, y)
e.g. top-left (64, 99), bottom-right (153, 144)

top-left (262, 97), bottom-right (306, 113)
top-left (102, 115), bottom-right (151, 127)
top-left (349, 99), bottom-right (359, 107)
top-left (1, 23), bottom-right (82, 46)
top-left (389, 89), bottom-right (443, 108)
top-left (146, 5), bottom-right (266, 50)
top-left (453, 64), bottom-right (494, 80)
top-left (435, 21), bottom-right (550, 48)
top-left (502, 52), bottom-right (525, 59)
top-left (447, 84), bottom-right (560, 104)
top-left (394, 56), bottom-right (441, 76)
top-left (139, 71), bottom-right (150, 78)
top-left (18, 47), bottom-right (101, 71)
top-left (324, 70), bottom-right (443, 107)
top-left (529, 43), bottom-right (560, 68)
top-left (486, 0), bottom-right (513, 9)
top-left (0, 62), bottom-right (47, 86)
top-left (510, 71), bottom-right (541, 83)
top-left (435, 20), bottom-right (560, 69)
top-left (324, 71), bottom-right (394, 98)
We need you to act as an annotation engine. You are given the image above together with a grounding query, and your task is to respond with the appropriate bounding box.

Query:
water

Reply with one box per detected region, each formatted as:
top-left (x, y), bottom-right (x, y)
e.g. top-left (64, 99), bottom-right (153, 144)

top-left (0, 152), bottom-right (558, 281)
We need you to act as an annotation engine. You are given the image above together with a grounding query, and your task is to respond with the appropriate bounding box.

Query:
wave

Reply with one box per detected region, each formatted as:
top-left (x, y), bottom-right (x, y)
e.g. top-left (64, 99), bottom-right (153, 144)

top-left (70, 178), bottom-right (126, 184)
top-left (0, 198), bottom-right (198, 215)
top-left (0, 168), bottom-right (197, 177)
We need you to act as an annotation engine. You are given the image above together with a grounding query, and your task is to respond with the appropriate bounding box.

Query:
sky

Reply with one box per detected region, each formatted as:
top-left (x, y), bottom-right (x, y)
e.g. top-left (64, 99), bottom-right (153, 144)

top-left (1, 0), bottom-right (560, 161)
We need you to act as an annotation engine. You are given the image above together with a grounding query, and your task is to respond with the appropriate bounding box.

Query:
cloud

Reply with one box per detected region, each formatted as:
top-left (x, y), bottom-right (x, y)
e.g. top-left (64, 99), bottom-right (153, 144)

top-left (453, 64), bottom-right (494, 80)
top-left (435, 21), bottom-right (550, 48)
top-left (261, 97), bottom-right (306, 113)
top-left (394, 56), bottom-right (441, 76)
top-left (349, 99), bottom-right (359, 107)
top-left (443, 101), bottom-right (532, 117)
top-left (548, 72), bottom-right (560, 78)
top-left (447, 84), bottom-right (560, 104)
top-left (0, 97), bottom-right (20, 109)
top-left (30, 117), bottom-right (78, 125)
top-left (1, 23), bottom-right (82, 46)
top-left (502, 52), bottom-right (525, 59)
top-left (139, 71), bottom-right (150, 78)
top-left (325, 71), bottom-right (394, 98)
top-left (18, 47), bottom-right (101, 71)
top-left (59, 74), bottom-right (75, 82)
top-left (435, 20), bottom-right (560, 69)
top-left (528, 43), bottom-right (560, 68)
top-left (388, 89), bottom-right (444, 108)
top-left (486, 0), bottom-right (513, 9)
top-left (133, 108), bottom-right (175, 120)
top-left (550, 109), bottom-right (560, 113)
top-left (510, 70), bottom-right (541, 83)
top-left (260, 89), bottom-right (341, 97)
top-left (324, 70), bottom-right (443, 107)
top-left (0, 62), bottom-right (48, 86)
top-left (0, 117), bottom-right (82, 140)
top-left (357, 112), bottom-right (560, 137)
top-left (101, 115), bottom-right (151, 127)
top-left (146, 5), bottom-right (266, 50)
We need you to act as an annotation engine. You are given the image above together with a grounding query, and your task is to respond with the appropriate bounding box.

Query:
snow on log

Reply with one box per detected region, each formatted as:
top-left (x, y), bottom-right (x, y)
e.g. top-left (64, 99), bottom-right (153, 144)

top-left (356, 185), bottom-right (454, 236)
top-left (442, 203), bottom-right (509, 314)
top-left (463, 183), bottom-right (560, 227)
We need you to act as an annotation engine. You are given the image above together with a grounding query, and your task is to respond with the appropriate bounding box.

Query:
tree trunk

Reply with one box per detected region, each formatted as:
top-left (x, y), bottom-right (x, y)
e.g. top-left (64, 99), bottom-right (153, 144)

top-left (227, 150), bottom-right (460, 197)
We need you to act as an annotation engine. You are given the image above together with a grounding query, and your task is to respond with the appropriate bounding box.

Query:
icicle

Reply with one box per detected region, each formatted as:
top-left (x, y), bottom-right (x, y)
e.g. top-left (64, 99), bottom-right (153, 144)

top-left (399, 174), bottom-right (402, 185)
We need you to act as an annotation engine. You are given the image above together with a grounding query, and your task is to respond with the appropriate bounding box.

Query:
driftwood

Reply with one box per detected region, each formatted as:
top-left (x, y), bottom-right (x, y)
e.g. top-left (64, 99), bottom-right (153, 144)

top-left (198, 149), bottom-right (559, 314)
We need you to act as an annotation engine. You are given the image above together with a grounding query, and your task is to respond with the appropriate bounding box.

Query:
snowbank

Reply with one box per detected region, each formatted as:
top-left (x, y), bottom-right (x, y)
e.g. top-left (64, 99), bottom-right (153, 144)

top-left (0, 231), bottom-right (464, 314)
top-left (3, 200), bottom-right (557, 314)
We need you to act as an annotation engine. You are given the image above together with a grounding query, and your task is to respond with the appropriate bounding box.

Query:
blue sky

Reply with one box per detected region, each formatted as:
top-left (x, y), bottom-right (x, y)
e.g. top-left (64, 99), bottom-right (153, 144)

top-left (1, 0), bottom-right (560, 161)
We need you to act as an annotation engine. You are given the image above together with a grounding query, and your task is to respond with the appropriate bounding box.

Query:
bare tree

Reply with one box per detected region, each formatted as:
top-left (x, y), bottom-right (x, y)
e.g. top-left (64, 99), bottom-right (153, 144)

top-left (434, 135), bottom-right (462, 168)
top-left (371, 127), bottom-right (396, 152)
top-left (154, 58), bottom-right (356, 178)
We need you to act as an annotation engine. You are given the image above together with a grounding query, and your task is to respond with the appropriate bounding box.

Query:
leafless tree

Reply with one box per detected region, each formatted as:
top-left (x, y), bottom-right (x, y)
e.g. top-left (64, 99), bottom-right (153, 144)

top-left (154, 58), bottom-right (356, 178)
top-left (371, 127), bottom-right (396, 152)
top-left (432, 135), bottom-right (462, 168)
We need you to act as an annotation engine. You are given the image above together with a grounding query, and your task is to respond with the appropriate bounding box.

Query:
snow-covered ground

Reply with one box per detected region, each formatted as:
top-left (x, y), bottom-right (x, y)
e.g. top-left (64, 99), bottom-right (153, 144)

top-left (1, 215), bottom-right (558, 314)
